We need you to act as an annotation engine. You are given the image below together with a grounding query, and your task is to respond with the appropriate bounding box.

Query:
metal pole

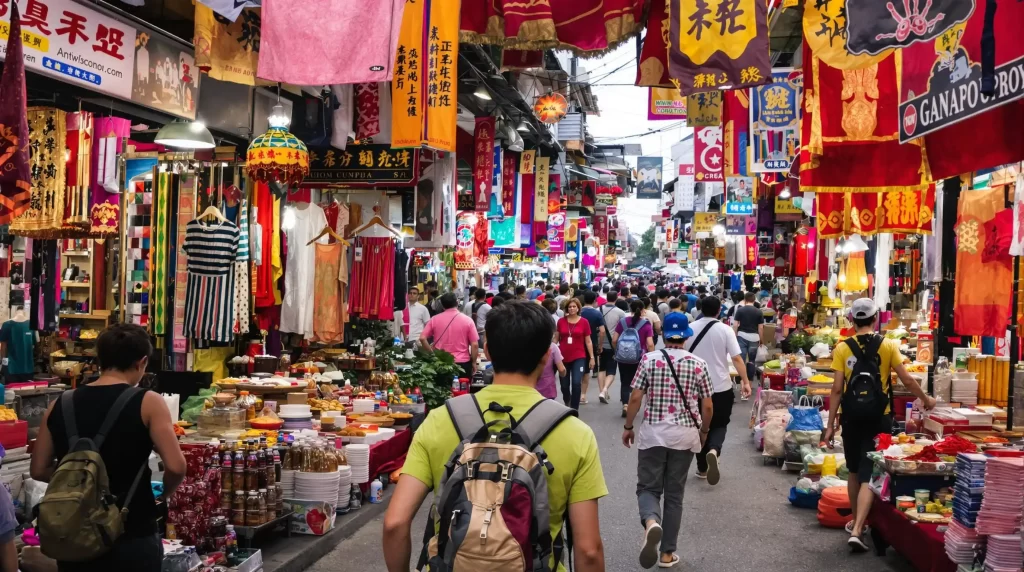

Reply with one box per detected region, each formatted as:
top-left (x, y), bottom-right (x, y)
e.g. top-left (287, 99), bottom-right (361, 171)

top-left (1007, 178), bottom-right (1019, 430)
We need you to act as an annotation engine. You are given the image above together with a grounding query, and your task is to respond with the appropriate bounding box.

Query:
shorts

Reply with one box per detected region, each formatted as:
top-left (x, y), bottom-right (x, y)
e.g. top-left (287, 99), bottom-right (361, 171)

top-left (842, 415), bottom-right (893, 482)
top-left (599, 348), bottom-right (617, 375)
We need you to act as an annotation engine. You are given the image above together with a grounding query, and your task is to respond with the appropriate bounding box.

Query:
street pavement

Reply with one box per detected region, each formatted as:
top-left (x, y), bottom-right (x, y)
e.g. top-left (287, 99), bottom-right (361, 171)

top-left (307, 376), bottom-right (917, 572)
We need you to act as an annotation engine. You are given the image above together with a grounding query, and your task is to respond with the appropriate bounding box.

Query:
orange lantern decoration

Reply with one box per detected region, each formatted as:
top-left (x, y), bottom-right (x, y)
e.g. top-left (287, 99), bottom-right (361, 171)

top-left (534, 92), bottom-right (568, 124)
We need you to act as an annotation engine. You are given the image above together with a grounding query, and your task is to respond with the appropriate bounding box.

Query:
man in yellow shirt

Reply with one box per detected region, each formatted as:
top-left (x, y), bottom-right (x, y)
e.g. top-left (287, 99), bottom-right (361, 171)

top-left (823, 298), bottom-right (935, 553)
top-left (383, 301), bottom-right (609, 572)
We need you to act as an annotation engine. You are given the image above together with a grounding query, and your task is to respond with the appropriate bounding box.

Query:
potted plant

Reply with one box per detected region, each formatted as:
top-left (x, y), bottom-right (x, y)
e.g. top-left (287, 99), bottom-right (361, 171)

top-left (397, 348), bottom-right (464, 410)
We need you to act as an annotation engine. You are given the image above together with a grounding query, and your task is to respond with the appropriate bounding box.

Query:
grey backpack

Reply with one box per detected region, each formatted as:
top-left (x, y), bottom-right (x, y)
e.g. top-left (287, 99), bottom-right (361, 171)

top-left (418, 394), bottom-right (577, 572)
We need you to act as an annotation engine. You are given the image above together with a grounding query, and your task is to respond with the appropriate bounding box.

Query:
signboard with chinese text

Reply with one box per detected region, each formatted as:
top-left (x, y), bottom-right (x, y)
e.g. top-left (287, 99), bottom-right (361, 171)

top-left (501, 152), bottom-right (518, 217)
top-left (534, 156), bottom-right (550, 220)
top-left (648, 86), bottom-right (687, 120)
top-left (685, 90), bottom-right (722, 127)
top-left (898, 2), bottom-right (1024, 142)
top-left (472, 117), bottom-right (495, 211)
top-left (520, 150), bottom-right (535, 173)
top-left (725, 176), bottom-right (754, 215)
top-left (0, 0), bottom-right (137, 104)
top-left (423, 0), bottom-right (458, 152)
top-left (668, 0), bottom-right (771, 96)
top-left (694, 126), bottom-right (724, 182)
top-left (391, 1), bottom-right (424, 147)
top-left (675, 161), bottom-right (695, 211)
top-left (750, 68), bottom-right (801, 172)
top-left (302, 145), bottom-right (418, 186)
top-left (692, 212), bottom-right (716, 235)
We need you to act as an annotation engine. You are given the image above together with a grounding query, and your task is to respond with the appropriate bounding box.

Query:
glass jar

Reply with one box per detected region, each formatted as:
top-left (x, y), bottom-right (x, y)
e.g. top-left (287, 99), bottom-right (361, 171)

top-left (258, 488), bottom-right (269, 523)
top-left (245, 491), bottom-right (261, 526)
top-left (245, 466), bottom-right (259, 491)
top-left (236, 391), bottom-right (259, 420)
top-left (219, 490), bottom-right (232, 511)
top-left (265, 486), bottom-right (275, 515)
top-left (231, 509), bottom-right (245, 527)
top-left (275, 484), bottom-right (284, 515)
top-left (220, 464), bottom-right (232, 494)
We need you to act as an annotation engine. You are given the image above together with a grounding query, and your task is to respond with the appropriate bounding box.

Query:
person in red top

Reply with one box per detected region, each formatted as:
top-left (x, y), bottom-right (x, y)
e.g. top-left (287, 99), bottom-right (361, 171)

top-left (555, 298), bottom-right (594, 410)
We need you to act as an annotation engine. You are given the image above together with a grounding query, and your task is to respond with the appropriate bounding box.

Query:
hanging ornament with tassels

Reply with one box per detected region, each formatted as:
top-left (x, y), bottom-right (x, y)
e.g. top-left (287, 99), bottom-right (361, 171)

top-left (246, 95), bottom-right (309, 185)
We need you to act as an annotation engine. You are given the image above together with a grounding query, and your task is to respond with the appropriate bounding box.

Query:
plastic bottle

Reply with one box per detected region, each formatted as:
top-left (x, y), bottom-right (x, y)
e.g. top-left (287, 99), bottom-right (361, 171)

top-left (225, 524), bottom-right (238, 557)
top-left (451, 375), bottom-right (460, 392)
top-left (369, 478), bottom-right (383, 504)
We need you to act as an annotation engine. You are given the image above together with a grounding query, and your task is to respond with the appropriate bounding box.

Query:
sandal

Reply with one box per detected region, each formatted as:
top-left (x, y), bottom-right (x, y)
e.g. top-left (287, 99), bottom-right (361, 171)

top-left (657, 554), bottom-right (680, 568)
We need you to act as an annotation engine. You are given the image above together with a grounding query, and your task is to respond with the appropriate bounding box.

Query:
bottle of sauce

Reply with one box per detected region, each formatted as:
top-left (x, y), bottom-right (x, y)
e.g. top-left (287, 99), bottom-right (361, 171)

top-left (245, 491), bottom-right (261, 526)
top-left (231, 491), bottom-right (246, 526)
top-left (259, 488), bottom-right (270, 523)
top-left (220, 451), bottom-right (233, 494)
top-left (232, 449), bottom-right (246, 492)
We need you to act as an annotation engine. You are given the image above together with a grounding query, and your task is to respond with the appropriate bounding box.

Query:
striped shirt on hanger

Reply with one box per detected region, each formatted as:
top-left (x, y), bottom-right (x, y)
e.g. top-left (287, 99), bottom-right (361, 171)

top-left (183, 220), bottom-right (240, 275)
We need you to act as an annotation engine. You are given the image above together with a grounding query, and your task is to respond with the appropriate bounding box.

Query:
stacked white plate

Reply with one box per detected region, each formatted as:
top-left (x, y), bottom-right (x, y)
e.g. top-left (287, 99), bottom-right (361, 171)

top-left (952, 373), bottom-right (979, 405)
top-left (344, 444), bottom-right (370, 484)
top-left (294, 470), bottom-right (341, 504)
top-left (279, 469), bottom-right (297, 498)
top-left (337, 465), bottom-right (352, 508)
top-left (353, 399), bottom-right (377, 414)
top-left (279, 404), bottom-right (312, 417)
top-left (376, 427), bottom-right (395, 442)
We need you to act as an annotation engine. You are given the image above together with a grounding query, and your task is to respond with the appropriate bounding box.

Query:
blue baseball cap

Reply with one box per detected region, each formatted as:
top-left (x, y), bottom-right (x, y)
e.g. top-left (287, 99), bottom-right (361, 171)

top-left (663, 311), bottom-right (694, 340)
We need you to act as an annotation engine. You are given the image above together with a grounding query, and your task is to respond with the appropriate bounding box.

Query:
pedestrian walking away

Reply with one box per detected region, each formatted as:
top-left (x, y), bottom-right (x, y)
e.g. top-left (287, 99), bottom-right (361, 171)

top-left (622, 312), bottom-right (714, 569)
top-left (613, 300), bottom-right (656, 417)
top-left (683, 296), bottom-right (752, 485)
top-left (597, 291), bottom-right (627, 403)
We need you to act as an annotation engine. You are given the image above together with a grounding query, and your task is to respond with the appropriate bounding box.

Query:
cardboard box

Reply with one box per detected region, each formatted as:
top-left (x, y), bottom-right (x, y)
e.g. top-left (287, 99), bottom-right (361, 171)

top-left (761, 324), bottom-right (777, 348)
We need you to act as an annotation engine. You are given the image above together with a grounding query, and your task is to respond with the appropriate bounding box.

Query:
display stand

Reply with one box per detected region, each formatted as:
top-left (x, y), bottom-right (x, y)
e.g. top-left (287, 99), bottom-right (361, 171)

top-left (868, 492), bottom-right (957, 572)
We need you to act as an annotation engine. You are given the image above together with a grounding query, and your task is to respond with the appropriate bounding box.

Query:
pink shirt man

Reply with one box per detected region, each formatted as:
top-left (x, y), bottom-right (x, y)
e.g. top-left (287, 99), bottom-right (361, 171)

top-left (420, 308), bottom-right (479, 363)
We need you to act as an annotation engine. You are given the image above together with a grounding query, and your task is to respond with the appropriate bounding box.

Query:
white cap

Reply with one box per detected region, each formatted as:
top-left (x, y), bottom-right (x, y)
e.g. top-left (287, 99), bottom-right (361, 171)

top-left (850, 298), bottom-right (878, 320)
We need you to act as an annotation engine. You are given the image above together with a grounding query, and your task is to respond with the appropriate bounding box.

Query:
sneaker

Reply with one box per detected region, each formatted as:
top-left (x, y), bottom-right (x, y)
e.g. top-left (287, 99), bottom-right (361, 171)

top-left (639, 521), bottom-right (663, 569)
top-left (706, 450), bottom-right (721, 486)
top-left (845, 521), bottom-right (870, 535)
top-left (599, 392), bottom-right (608, 404)
top-left (695, 472), bottom-right (708, 479)
top-left (848, 535), bottom-right (868, 553)
top-left (622, 406), bottom-right (628, 418)
top-left (740, 395), bottom-right (750, 401)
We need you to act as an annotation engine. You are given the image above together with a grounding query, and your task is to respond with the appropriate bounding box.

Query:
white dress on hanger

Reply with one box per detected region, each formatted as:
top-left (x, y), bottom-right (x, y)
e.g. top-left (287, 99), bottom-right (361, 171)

top-left (281, 202), bottom-right (329, 339)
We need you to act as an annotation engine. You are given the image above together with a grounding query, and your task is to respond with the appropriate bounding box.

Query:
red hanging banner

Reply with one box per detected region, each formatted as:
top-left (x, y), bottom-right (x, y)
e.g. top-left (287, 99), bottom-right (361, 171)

top-left (472, 117), bottom-right (495, 212)
top-left (502, 151), bottom-right (518, 216)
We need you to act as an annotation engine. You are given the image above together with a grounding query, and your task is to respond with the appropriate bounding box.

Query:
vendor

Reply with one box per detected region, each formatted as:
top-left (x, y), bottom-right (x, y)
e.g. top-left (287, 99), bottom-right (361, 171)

top-left (0, 484), bottom-right (16, 572)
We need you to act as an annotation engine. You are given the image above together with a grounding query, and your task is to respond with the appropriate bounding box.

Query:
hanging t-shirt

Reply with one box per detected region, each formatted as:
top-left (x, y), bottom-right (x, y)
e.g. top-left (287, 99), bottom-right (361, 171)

top-left (182, 219), bottom-right (240, 343)
top-left (0, 319), bottom-right (34, 375)
top-left (281, 203), bottom-right (329, 339)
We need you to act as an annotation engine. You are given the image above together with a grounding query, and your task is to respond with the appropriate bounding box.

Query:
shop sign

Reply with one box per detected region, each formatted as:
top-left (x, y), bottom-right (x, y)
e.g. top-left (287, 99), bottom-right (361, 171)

top-left (520, 150), bottom-right (535, 173)
top-left (534, 156), bottom-right (550, 220)
top-left (472, 117), bottom-right (495, 211)
top-left (898, 1), bottom-right (1024, 142)
top-left (694, 126), bottom-right (724, 182)
top-left (636, 156), bottom-right (663, 200)
top-left (542, 211), bottom-right (565, 252)
top-left (304, 145), bottom-right (418, 186)
top-left (725, 176), bottom-right (754, 215)
top-left (501, 152), bottom-right (518, 216)
top-left (725, 214), bottom-right (754, 235)
top-left (675, 161), bottom-right (695, 211)
top-left (593, 213), bottom-right (608, 242)
top-left (775, 196), bottom-right (802, 215)
top-left (685, 91), bottom-right (722, 127)
top-left (749, 68), bottom-right (801, 172)
top-left (533, 92), bottom-right (568, 124)
top-left (845, 0), bottom-right (975, 56)
top-left (649, 86), bottom-right (687, 120)
top-left (692, 212), bottom-right (716, 235)
top-left (423, 0), bottom-right (459, 153)
top-left (0, 0), bottom-right (198, 120)
top-left (391, 0), bottom-right (424, 148)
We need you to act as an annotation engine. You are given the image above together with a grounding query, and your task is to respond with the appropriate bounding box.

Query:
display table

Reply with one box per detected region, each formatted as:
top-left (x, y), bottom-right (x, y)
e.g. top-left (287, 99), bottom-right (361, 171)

top-left (357, 426), bottom-right (412, 494)
top-left (868, 492), bottom-right (956, 572)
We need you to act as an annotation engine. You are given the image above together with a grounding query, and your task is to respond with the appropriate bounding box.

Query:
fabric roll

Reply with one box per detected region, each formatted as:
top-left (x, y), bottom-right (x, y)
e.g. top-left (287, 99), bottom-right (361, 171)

top-left (151, 173), bottom-right (172, 335)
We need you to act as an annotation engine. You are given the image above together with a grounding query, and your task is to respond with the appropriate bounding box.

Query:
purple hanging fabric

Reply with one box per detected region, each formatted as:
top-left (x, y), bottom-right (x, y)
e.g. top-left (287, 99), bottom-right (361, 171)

top-left (0, 2), bottom-right (32, 224)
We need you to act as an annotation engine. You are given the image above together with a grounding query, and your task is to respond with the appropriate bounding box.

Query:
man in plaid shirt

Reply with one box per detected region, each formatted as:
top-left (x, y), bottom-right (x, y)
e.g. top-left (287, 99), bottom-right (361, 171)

top-left (622, 312), bottom-right (714, 569)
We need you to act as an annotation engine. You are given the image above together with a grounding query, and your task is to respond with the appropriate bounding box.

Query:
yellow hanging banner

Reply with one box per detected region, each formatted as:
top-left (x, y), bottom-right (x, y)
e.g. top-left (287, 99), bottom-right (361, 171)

top-left (693, 212), bottom-right (717, 234)
top-left (423, 0), bottom-right (460, 152)
top-left (391, 0), bottom-right (425, 148)
top-left (520, 150), bottom-right (536, 174)
top-left (534, 157), bottom-right (550, 221)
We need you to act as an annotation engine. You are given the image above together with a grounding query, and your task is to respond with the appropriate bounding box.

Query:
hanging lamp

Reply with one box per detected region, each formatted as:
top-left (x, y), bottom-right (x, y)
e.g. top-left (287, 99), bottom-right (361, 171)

top-left (155, 120), bottom-right (215, 149)
top-left (246, 95), bottom-right (309, 186)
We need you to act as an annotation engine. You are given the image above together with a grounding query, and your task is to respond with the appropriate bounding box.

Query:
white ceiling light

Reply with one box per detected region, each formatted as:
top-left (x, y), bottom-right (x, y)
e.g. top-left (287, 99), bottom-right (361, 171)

top-left (473, 86), bottom-right (492, 100)
top-left (516, 120), bottom-right (531, 132)
top-left (155, 120), bottom-right (215, 149)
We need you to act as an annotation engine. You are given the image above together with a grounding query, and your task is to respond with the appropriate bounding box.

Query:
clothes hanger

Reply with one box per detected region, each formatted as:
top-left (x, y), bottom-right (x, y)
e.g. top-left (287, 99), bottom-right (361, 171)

top-left (306, 224), bottom-right (349, 246)
top-left (197, 204), bottom-right (228, 223)
top-left (351, 206), bottom-right (402, 238)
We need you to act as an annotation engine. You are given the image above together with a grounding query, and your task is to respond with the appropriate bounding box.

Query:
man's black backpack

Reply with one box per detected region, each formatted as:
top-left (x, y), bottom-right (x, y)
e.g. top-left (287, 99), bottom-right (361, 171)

top-left (841, 334), bottom-right (892, 423)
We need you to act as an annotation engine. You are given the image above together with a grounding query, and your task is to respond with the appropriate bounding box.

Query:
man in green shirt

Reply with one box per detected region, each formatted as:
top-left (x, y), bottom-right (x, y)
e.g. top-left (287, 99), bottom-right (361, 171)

top-left (383, 301), bottom-right (609, 572)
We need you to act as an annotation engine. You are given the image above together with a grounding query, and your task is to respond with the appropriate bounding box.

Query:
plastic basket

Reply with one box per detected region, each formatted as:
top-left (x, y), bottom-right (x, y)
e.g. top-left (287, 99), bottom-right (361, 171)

top-left (788, 487), bottom-right (821, 509)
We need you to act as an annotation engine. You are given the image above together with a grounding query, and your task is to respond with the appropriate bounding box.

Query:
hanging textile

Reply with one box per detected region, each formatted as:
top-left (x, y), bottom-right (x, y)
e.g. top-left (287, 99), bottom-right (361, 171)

top-left (258, 0), bottom-right (406, 85)
top-left (355, 83), bottom-right (381, 141)
top-left (922, 101), bottom-right (1024, 181)
top-left (874, 233), bottom-right (893, 310)
top-left (0, 2), bottom-right (31, 226)
top-left (722, 90), bottom-right (750, 178)
top-left (311, 242), bottom-right (347, 343)
top-left (232, 198), bottom-right (250, 335)
top-left (815, 186), bottom-right (936, 239)
top-left (954, 188), bottom-right (1012, 338)
top-left (183, 219), bottom-right (240, 343)
top-left (151, 173), bottom-right (172, 335)
top-left (62, 112), bottom-right (93, 235)
top-left (281, 203), bottom-right (328, 339)
top-left (348, 236), bottom-right (395, 320)
top-left (801, 0), bottom-right (891, 70)
top-left (635, 0), bottom-right (673, 87)
top-left (194, 5), bottom-right (265, 86)
top-left (90, 117), bottom-right (130, 237)
top-left (173, 175), bottom-right (197, 353)
top-left (330, 84), bottom-right (354, 150)
top-left (460, 0), bottom-right (643, 56)
top-left (11, 108), bottom-right (66, 238)
top-left (198, 0), bottom-right (259, 21)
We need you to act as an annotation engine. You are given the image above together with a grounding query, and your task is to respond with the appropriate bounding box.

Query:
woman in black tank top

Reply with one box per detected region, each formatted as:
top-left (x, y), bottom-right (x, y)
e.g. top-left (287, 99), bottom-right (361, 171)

top-left (30, 324), bottom-right (187, 571)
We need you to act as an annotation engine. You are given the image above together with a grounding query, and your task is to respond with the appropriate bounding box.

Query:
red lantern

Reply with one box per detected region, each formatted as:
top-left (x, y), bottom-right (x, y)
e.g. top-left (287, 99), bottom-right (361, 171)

top-left (533, 92), bottom-right (568, 124)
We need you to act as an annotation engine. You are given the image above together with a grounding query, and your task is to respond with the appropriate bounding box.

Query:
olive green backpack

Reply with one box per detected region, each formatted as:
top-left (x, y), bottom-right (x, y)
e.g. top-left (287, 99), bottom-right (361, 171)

top-left (38, 387), bottom-right (148, 562)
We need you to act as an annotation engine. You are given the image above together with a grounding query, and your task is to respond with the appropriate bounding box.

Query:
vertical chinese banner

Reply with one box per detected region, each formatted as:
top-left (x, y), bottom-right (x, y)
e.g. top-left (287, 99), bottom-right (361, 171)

top-left (520, 150), bottom-right (536, 174)
top-left (594, 214), bottom-right (608, 242)
top-left (502, 152), bottom-right (518, 216)
top-left (472, 117), bottom-right (495, 212)
top-left (685, 91), bottom-right (722, 127)
top-left (534, 156), bottom-right (550, 220)
top-left (423, 0), bottom-right (459, 152)
top-left (668, 0), bottom-right (771, 96)
top-left (391, 0), bottom-right (425, 148)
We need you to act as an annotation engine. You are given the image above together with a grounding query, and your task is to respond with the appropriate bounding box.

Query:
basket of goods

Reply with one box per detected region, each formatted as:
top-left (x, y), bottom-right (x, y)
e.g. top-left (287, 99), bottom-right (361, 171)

top-left (388, 412), bottom-right (414, 426)
top-left (250, 404), bottom-right (284, 430)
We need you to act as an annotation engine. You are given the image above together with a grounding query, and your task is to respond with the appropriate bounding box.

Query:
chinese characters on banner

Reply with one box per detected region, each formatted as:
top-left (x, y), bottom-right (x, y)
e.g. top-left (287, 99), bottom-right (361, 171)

top-left (520, 150), bottom-right (536, 174)
top-left (675, 162), bottom-right (696, 211)
top-left (304, 145), bottom-right (417, 186)
top-left (594, 213), bottom-right (608, 242)
top-left (423, 0), bottom-right (458, 152)
top-left (391, 0), bottom-right (424, 148)
top-left (815, 187), bottom-right (936, 239)
top-left (194, 5), bottom-right (263, 86)
top-left (501, 152), bottom-right (518, 217)
top-left (694, 126), bottom-right (724, 182)
top-left (750, 69), bottom-right (801, 172)
top-left (534, 156), bottom-right (550, 220)
top-left (648, 86), bottom-right (688, 120)
top-left (472, 117), bottom-right (495, 212)
top-left (668, 0), bottom-right (771, 96)
top-left (725, 176), bottom-right (754, 215)
top-left (692, 212), bottom-right (717, 236)
top-left (802, 0), bottom-right (890, 70)
top-left (686, 90), bottom-right (722, 127)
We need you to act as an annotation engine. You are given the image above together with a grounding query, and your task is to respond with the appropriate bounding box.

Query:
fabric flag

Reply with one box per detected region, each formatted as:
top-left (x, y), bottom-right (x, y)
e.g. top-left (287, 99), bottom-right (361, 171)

top-left (668, 0), bottom-right (771, 96)
top-left (194, 5), bottom-right (264, 86)
top-left (534, 156), bottom-right (550, 221)
top-left (802, 0), bottom-right (891, 70)
top-left (520, 150), bottom-right (536, 174)
top-left (649, 87), bottom-right (688, 120)
top-left (685, 91), bottom-right (722, 127)
top-left (1011, 174), bottom-right (1024, 257)
top-left (816, 187), bottom-right (936, 238)
top-left (694, 126), bottom-right (724, 182)
top-left (90, 116), bottom-right (131, 237)
top-left (460, 0), bottom-right (643, 56)
top-left (0, 1), bottom-right (31, 225)
top-left (502, 152), bottom-right (518, 216)
top-left (501, 50), bottom-right (544, 70)
top-left (198, 0), bottom-right (260, 22)
top-left (954, 187), bottom-right (1011, 338)
top-left (472, 118), bottom-right (496, 212)
top-left (454, 212), bottom-right (489, 270)
top-left (636, 0), bottom-right (674, 87)
top-left (259, 0), bottom-right (405, 84)
top-left (424, 0), bottom-right (459, 152)
top-left (722, 89), bottom-right (749, 177)
top-left (392, 0), bottom-right (425, 148)
top-left (749, 69), bottom-right (800, 173)
top-left (845, 0), bottom-right (976, 56)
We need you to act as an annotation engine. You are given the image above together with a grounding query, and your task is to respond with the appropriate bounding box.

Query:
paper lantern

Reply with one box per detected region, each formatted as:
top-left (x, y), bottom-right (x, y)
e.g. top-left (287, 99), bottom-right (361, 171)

top-left (534, 92), bottom-right (568, 124)
top-left (246, 103), bottom-right (309, 185)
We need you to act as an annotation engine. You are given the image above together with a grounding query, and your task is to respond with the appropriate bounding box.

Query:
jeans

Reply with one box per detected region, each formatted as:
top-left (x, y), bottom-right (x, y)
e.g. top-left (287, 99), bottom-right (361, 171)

top-left (58, 533), bottom-right (162, 571)
top-left (560, 358), bottom-right (586, 410)
top-left (637, 447), bottom-right (695, 554)
top-left (696, 389), bottom-right (735, 473)
top-left (737, 336), bottom-right (758, 380)
top-left (618, 361), bottom-right (640, 404)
